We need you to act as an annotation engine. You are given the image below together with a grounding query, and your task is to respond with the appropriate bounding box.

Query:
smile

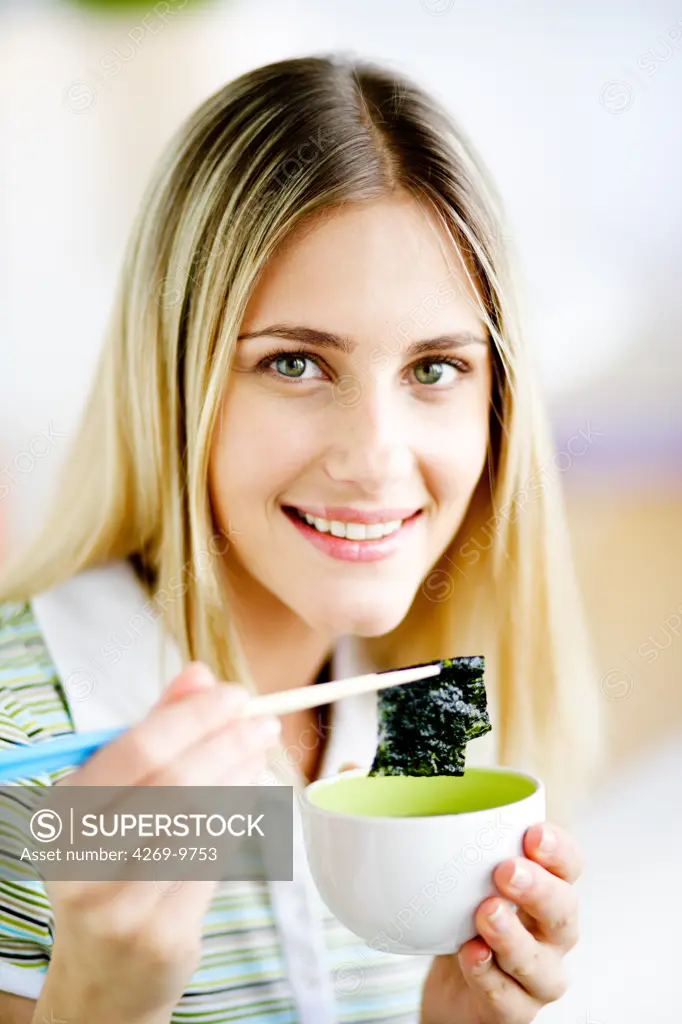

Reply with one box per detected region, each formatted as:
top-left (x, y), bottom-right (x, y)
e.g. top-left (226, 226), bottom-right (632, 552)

top-left (293, 508), bottom-right (406, 539)
top-left (281, 505), bottom-right (423, 563)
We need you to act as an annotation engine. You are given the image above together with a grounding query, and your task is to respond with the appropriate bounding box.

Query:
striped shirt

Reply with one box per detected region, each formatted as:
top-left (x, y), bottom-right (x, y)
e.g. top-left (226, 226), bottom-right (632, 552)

top-left (0, 591), bottom-right (432, 1023)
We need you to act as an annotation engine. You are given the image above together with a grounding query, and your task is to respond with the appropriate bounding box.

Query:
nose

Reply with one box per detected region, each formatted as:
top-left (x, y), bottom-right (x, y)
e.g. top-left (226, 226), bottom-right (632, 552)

top-left (323, 378), bottom-right (414, 494)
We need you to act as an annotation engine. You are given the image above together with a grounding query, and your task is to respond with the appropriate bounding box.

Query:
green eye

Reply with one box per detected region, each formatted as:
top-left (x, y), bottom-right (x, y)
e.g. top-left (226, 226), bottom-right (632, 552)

top-left (413, 360), bottom-right (462, 386)
top-left (276, 356), bottom-right (308, 378)
top-left (256, 349), bottom-right (327, 382)
top-left (414, 361), bottom-right (443, 385)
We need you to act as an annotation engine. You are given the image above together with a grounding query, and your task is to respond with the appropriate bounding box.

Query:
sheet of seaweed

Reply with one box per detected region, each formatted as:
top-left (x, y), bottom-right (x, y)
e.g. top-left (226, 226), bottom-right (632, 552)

top-left (367, 656), bottom-right (491, 777)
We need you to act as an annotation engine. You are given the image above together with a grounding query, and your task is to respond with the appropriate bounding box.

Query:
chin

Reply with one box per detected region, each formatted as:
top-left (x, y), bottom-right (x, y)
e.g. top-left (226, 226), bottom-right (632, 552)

top-left (299, 589), bottom-right (414, 638)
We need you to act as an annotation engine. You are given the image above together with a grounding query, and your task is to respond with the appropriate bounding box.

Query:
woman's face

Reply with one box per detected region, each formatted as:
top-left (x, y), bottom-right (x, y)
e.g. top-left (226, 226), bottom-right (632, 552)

top-left (209, 194), bottom-right (492, 637)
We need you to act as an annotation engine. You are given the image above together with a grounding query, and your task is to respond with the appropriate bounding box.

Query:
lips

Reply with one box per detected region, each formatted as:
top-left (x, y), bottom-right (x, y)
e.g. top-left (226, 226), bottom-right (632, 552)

top-left (281, 505), bottom-right (423, 563)
top-left (288, 505), bottom-right (422, 525)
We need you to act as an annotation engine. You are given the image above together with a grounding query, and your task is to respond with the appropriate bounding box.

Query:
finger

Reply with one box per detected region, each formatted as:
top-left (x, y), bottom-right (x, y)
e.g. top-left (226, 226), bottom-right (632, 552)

top-left (148, 717), bottom-right (281, 787)
top-left (102, 724), bottom-right (280, 876)
top-left (72, 678), bottom-right (253, 786)
top-left (473, 896), bottom-right (569, 1003)
top-left (157, 661), bottom-right (217, 704)
top-left (493, 856), bottom-right (580, 951)
top-left (339, 762), bottom-right (361, 772)
top-left (523, 822), bottom-right (584, 883)
top-left (457, 935), bottom-right (540, 1021)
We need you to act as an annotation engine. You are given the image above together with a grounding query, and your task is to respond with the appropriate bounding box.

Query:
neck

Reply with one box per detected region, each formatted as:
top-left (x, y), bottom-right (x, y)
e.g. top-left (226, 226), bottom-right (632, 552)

top-left (224, 562), bottom-right (335, 696)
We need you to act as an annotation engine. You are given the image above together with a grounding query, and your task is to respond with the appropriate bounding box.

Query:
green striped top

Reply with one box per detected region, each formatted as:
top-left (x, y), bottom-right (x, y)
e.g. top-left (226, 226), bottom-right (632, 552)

top-left (0, 598), bottom-right (431, 1023)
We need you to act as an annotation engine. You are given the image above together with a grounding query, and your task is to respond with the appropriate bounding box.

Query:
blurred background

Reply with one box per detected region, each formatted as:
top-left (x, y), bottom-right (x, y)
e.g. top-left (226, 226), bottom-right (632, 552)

top-left (1, 0), bottom-right (680, 1019)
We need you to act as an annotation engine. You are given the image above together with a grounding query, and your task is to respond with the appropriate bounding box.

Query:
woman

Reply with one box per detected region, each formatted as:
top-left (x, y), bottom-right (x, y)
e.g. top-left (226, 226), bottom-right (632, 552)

top-left (0, 55), bottom-right (603, 1024)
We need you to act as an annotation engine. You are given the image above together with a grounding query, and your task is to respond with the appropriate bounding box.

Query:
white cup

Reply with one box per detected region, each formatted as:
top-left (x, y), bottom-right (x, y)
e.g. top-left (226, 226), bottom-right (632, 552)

top-left (300, 765), bottom-right (545, 955)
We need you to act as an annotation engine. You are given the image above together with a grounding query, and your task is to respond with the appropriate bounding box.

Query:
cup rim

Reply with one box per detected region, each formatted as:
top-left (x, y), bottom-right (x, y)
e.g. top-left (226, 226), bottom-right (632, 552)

top-left (299, 764), bottom-right (544, 823)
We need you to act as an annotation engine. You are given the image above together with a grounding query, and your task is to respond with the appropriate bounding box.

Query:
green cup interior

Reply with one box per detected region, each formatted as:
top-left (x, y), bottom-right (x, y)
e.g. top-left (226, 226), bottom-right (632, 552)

top-left (307, 768), bottom-right (538, 818)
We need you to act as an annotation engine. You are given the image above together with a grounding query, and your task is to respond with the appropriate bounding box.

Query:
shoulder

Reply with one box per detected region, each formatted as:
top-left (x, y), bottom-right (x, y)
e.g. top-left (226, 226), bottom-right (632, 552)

top-left (0, 598), bottom-right (56, 690)
top-left (0, 600), bottom-right (46, 711)
top-left (0, 599), bottom-right (73, 748)
top-left (0, 598), bottom-right (34, 648)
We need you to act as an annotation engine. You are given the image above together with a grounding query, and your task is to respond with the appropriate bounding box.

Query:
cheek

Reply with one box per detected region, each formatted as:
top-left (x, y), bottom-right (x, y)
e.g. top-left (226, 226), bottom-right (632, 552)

top-left (423, 393), bottom-right (490, 493)
top-left (210, 394), bottom-right (321, 512)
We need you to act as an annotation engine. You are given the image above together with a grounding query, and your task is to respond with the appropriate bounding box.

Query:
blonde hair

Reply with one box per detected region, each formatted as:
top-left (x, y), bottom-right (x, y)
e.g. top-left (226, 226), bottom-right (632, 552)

top-left (0, 55), bottom-right (603, 822)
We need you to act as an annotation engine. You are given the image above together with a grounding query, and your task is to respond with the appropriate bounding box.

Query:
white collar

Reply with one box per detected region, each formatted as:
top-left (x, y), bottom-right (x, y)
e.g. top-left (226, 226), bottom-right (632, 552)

top-left (30, 560), bottom-right (379, 778)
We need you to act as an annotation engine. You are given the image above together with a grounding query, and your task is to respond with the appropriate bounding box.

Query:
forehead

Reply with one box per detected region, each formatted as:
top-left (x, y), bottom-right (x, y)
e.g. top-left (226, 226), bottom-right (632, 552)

top-left (241, 195), bottom-right (485, 341)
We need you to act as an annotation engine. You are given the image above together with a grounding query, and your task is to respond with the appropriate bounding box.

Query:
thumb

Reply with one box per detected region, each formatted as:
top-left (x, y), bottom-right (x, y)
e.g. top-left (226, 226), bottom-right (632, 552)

top-left (339, 761), bottom-right (362, 772)
top-left (158, 661), bottom-right (217, 706)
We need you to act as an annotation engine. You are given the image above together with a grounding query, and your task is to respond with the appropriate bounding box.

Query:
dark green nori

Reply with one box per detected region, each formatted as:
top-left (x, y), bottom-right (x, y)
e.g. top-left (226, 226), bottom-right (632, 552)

top-left (368, 656), bottom-right (491, 777)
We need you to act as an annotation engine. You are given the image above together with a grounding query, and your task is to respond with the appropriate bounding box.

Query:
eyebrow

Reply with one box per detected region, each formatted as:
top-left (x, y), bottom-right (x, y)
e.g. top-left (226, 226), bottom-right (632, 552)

top-left (237, 324), bottom-right (489, 358)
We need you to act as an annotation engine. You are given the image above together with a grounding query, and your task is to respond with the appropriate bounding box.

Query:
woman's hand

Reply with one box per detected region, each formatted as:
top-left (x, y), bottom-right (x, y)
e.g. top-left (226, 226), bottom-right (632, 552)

top-left (420, 822), bottom-right (582, 1024)
top-left (44, 663), bottom-right (281, 1024)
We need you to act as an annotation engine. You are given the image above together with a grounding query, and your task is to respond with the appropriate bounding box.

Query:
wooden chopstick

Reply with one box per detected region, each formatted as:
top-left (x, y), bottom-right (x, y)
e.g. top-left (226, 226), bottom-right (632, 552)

top-left (0, 662), bottom-right (443, 784)
top-left (241, 661), bottom-right (442, 718)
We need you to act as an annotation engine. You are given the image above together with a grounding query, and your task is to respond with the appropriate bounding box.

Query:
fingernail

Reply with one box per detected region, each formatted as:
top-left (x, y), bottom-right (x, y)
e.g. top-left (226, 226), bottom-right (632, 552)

top-left (509, 860), bottom-right (532, 891)
top-left (185, 661), bottom-right (216, 686)
top-left (486, 902), bottom-right (510, 932)
top-left (538, 825), bottom-right (556, 855)
top-left (473, 949), bottom-right (492, 972)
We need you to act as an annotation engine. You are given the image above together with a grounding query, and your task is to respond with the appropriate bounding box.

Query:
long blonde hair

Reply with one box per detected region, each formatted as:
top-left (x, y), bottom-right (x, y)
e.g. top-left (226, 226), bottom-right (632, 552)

top-left (0, 55), bottom-right (603, 822)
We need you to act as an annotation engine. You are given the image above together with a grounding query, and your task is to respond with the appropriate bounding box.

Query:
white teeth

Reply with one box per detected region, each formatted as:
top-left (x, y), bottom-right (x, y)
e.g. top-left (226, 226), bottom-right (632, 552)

top-left (382, 520), bottom-right (402, 535)
top-left (294, 508), bottom-right (407, 539)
